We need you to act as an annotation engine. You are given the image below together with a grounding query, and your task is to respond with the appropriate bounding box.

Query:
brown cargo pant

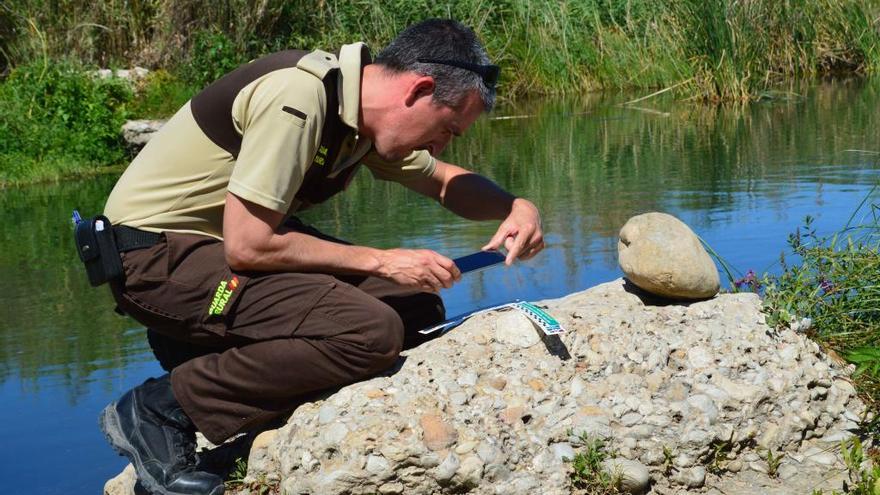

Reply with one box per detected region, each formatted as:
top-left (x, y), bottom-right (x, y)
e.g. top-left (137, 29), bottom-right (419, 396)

top-left (111, 221), bottom-right (444, 444)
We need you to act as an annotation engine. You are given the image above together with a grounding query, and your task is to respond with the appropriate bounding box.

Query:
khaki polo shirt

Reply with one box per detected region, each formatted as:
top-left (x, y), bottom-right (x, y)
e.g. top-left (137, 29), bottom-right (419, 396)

top-left (104, 43), bottom-right (436, 239)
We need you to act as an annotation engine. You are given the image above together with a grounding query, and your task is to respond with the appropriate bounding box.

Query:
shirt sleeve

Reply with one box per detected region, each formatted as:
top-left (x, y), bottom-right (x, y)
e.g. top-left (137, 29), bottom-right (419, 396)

top-left (361, 149), bottom-right (437, 182)
top-left (227, 69), bottom-right (326, 213)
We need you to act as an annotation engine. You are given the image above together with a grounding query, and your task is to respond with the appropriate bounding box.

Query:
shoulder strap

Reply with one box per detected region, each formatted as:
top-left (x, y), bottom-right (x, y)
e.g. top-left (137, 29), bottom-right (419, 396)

top-left (190, 50), bottom-right (341, 159)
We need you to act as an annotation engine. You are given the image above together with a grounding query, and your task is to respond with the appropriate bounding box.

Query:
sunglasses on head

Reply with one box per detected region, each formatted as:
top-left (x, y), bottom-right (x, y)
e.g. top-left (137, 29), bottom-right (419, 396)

top-left (417, 58), bottom-right (500, 87)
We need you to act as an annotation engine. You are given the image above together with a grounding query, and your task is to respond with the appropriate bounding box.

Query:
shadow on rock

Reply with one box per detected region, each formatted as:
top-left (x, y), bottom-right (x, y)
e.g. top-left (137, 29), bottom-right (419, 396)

top-left (622, 277), bottom-right (700, 307)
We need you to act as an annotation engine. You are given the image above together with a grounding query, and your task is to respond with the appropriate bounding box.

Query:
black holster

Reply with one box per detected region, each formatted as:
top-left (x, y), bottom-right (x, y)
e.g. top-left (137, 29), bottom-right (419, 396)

top-left (74, 215), bottom-right (124, 287)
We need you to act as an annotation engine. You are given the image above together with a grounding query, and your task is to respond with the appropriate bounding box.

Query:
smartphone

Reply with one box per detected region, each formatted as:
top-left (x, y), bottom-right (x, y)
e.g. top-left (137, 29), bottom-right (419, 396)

top-left (453, 250), bottom-right (506, 274)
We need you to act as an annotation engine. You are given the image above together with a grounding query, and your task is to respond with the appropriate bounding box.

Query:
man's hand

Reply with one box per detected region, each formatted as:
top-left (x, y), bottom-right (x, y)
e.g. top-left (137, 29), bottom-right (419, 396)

top-left (482, 198), bottom-right (544, 265)
top-left (375, 249), bottom-right (461, 292)
top-left (404, 161), bottom-right (545, 266)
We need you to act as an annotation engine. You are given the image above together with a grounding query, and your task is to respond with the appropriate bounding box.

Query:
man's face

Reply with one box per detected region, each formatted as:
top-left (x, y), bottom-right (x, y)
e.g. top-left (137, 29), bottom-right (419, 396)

top-left (373, 89), bottom-right (484, 162)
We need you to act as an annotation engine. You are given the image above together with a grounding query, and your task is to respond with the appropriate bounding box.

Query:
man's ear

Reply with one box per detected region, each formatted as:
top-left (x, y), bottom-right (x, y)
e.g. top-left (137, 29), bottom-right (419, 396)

top-left (404, 76), bottom-right (436, 107)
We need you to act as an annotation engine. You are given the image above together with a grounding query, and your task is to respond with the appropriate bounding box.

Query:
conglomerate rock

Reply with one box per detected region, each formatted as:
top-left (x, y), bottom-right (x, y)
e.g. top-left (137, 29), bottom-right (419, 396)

top-left (106, 278), bottom-right (871, 494)
top-left (103, 464), bottom-right (136, 495)
top-left (242, 279), bottom-right (869, 494)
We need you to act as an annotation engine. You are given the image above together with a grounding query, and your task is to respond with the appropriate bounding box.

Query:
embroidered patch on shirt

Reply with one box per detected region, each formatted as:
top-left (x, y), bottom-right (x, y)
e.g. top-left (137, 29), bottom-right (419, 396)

top-left (313, 145), bottom-right (329, 166)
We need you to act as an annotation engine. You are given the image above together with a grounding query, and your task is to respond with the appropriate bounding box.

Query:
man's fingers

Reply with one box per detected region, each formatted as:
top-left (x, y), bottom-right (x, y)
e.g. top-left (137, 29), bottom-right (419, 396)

top-left (434, 254), bottom-right (461, 281)
top-left (419, 253), bottom-right (454, 288)
top-left (482, 227), bottom-right (510, 252)
top-left (422, 272), bottom-right (443, 292)
top-left (521, 232), bottom-right (545, 260)
top-left (520, 239), bottom-right (545, 260)
top-left (430, 263), bottom-right (455, 289)
top-left (505, 230), bottom-right (532, 265)
top-left (420, 252), bottom-right (457, 289)
top-left (502, 236), bottom-right (515, 264)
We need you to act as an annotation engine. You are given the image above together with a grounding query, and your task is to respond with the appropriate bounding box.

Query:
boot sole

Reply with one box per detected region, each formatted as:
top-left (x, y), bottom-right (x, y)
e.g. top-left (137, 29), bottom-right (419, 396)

top-left (100, 402), bottom-right (224, 495)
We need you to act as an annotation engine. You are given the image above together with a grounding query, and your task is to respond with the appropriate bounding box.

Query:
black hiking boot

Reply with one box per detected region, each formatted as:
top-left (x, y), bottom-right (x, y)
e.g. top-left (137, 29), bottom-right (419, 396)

top-left (99, 374), bottom-right (225, 495)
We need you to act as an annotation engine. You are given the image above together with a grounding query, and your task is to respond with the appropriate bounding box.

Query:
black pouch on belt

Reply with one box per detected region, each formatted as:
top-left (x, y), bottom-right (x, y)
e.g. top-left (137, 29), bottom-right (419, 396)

top-left (74, 215), bottom-right (124, 287)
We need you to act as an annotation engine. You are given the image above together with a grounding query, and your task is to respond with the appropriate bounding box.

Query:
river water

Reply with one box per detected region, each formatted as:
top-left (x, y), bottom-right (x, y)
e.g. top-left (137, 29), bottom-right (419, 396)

top-left (1, 80), bottom-right (879, 493)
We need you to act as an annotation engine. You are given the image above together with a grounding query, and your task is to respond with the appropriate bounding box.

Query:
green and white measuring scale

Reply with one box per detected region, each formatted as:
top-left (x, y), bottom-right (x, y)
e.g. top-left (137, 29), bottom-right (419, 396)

top-left (424, 250), bottom-right (565, 337)
top-left (419, 300), bottom-right (565, 336)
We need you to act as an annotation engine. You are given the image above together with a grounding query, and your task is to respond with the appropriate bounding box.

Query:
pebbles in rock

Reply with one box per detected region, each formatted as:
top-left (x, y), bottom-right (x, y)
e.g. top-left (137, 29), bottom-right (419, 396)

top-left (105, 278), bottom-right (872, 495)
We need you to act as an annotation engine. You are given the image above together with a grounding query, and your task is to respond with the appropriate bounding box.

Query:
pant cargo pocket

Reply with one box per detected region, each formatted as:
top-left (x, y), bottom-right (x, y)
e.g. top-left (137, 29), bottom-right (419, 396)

top-left (223, 272), bottom-right (337, 341)
top-left (199, 269), bottom-right (249, 335)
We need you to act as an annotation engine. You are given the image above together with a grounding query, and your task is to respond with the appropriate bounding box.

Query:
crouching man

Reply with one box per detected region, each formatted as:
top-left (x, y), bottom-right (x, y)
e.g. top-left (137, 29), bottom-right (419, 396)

top-left (98, 19), bottom-right (543, 495)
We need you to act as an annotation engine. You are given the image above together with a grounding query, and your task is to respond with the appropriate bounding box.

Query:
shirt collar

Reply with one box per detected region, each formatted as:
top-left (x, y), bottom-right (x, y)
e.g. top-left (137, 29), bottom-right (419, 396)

top-left (338, 42), bottom-right (371, 131)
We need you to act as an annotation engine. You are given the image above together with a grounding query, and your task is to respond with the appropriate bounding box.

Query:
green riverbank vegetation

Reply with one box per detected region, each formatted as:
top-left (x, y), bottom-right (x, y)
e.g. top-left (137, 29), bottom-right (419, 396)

top-left (0, 60), bottom-right (133, 185)
top-left (756, 207), bottom-right (880, 410)
top-left (1, 0), bottom-right (880, 184)
top-left (4, 0), bottom-right (880, 98)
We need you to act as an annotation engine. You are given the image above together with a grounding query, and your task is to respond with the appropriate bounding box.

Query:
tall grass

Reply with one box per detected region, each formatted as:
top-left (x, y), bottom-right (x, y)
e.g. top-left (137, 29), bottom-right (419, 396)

top-left (3, 0), bottom-right (879, 100)
top-left (1, 0), bottom-right (879, 183)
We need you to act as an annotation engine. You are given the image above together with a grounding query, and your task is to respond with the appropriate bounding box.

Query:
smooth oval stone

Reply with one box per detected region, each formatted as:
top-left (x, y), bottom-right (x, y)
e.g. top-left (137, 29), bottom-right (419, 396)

top-left (602, 458), bottom-right (651, 494)
top-left (618, 212), bottom-right (720, 299)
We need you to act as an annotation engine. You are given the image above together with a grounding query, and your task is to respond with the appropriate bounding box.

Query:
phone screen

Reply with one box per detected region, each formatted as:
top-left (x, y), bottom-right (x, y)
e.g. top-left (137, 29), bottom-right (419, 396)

top-left (453, 251), bottom-right (506, 274)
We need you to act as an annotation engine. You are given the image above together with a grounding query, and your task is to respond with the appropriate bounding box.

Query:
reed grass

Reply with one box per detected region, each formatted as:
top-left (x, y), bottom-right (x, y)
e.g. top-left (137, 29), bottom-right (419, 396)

top-left (1, 0), bottom-right (879, 182)
top-left (3, 0), bottom-right (879, 100)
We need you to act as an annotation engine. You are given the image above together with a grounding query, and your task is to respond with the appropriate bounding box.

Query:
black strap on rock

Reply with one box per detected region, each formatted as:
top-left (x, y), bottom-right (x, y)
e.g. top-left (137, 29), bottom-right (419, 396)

top-left (113, 225), bottom-right (161, 252)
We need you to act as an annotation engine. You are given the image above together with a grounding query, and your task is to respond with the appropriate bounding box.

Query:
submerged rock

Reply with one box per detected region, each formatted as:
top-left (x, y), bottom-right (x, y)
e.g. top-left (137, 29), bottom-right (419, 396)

top-left (106, 279), bottom-right (870, 495)
top-left (618, 211), bottom-right (720, 299)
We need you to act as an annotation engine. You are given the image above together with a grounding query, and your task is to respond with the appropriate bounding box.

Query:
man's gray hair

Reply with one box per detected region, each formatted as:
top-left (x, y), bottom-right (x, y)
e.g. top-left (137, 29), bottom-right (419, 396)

top-left (375, 19), bottom-right (496, 112)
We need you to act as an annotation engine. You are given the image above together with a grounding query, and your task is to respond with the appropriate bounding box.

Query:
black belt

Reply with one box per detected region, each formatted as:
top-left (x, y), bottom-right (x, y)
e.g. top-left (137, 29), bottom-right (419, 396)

top-left (113, 225), bottom-right (162, 252)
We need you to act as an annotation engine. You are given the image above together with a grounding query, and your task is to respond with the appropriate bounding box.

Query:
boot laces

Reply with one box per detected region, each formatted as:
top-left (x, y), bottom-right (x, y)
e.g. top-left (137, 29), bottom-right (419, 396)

top-left (168, 426), bottom-right (198, 471)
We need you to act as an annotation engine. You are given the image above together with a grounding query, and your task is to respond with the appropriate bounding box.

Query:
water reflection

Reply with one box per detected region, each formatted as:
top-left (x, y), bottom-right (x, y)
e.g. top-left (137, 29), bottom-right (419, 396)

top-left (2, 80), bottom-right (879, 389)
top-left (0, 177), bottom-right (150, 397)
top-left (0, 80), bottom-right (878, 493)
top-left (301, 78), bottom-right (880, 314)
